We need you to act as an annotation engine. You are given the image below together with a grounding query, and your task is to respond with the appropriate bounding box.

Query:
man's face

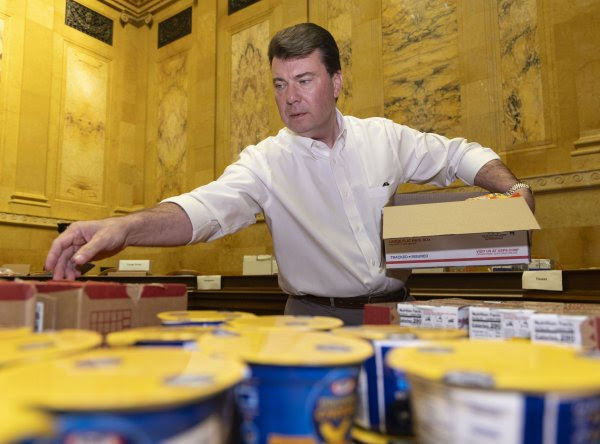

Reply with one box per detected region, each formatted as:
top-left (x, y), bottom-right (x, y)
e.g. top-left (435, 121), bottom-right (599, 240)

top-left (271, 50), bottom-right (342, 141)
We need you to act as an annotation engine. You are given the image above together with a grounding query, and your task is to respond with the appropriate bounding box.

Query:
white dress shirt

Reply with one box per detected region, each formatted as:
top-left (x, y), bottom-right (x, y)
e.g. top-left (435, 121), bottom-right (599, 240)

top-left (164, 110), bottom-right (499, 298)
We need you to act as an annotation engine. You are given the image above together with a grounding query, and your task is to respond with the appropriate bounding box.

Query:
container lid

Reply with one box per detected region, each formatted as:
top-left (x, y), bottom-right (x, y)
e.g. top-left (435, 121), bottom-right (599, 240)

top-left (0, 327), bottom-right (31, 340)
top-left (333, 325), bottom-right (467, 341)
top-left (200, 329), bottom-right (372, 366)
top-left (0, 329), bottom-right (102, 368)
top-left (0, 348), bottom-right (247, 411)
top-left (351, 426), bottom-right (413, 444)
top-left (106, 326), bottom-right (215, 347)
top-left (228, 315), bottom-right (343, 331)
top-left (0, 404), bottom-right (54, 442)
top-left (387, 340), bottom-right (600, 392)
top-left (158, 310), bottom-right (256, 324)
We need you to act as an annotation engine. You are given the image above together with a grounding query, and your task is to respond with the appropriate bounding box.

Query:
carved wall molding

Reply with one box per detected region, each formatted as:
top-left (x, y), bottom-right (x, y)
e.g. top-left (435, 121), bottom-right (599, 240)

top-left (572, 132), bottom-right (600, 157)
top-left (453, 169), bottom-right (600, 194)
top-left (0, 212), bottom-right (72, 229)
top-left (9, 192), bottom-right (50, 208)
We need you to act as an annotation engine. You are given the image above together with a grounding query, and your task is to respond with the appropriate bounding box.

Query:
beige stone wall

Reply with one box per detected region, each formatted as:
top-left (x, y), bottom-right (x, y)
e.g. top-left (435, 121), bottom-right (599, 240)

top-left (1, 0), bottom-right (599, 274)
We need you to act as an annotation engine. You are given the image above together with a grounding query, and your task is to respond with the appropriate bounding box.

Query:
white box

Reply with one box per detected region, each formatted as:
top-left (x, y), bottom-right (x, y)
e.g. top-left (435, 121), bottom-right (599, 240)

top-left (499, 308), bottom-right (535, 339)
top-left (196, 275), bottom-right (222, 290)
top-left (243, 255), bottom-right (273, 275)
top-left (468, 306), bottom-right (503, 339)
top-left (118, 260), bottom-right (152, 272)
top-left (383, 197), bottom-right (540, 269)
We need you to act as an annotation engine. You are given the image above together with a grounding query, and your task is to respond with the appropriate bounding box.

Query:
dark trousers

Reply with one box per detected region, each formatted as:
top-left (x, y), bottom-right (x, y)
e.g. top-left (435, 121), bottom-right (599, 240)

top-left (284, 287), bottom-right (412, 326)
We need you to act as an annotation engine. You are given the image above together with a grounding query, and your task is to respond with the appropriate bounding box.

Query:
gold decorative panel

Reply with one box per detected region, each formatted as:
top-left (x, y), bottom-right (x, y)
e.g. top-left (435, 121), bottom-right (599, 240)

top-left (498, 0), bottom-right (547, 148)
top-left (157, 51), bottom-right (188, 200)
top-left (327, 1), bottom-right (353, 114)
top-left (230, 20), bottom-right (270, 157)
top-left (382, 0), bottom-right (461, 137)
top-left (58, 45), bottom-right (109, 204)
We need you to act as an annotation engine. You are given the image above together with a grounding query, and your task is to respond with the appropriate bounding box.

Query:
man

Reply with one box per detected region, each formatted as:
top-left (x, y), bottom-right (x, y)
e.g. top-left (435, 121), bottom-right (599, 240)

top-left (45, 23), bottom-right (534, 325)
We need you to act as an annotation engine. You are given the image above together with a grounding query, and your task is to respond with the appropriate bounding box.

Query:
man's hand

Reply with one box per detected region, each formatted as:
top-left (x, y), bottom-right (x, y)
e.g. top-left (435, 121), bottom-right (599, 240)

top-left (474, 159), bottom-right (535, 212)
top-left (44, 203), bottom-right (194, 280)
top-left (45, 218), bottom-right (129, 280)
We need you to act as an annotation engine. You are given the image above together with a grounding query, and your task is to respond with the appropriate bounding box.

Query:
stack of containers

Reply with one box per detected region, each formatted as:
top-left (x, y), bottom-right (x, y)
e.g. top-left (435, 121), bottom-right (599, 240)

top-left (227, 314), bottom-right (344, 331)
top-left (0, 347), bottom-right (248, 443)
top-left (387, 340), bottom-right (600, 444)
top-left (199, 314), bottom-right (372, 443)
top-left (106, 325), bottom-right (215, 349)
top-left (158, 310), bottom-right (256, 327)
top-left (0, 329), bottom-right (102, 443)
top-left (0, 403), bottom-right (54, 443)
top-left (333, 325), bottom-right (467, 442)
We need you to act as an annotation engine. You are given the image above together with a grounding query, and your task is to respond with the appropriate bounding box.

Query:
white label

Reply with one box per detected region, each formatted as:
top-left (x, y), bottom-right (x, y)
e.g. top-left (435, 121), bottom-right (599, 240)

top-left (522, 270), bottom-right (563, 291)
top-left (451, 388), bottom-right (524, 444)
top-left (196, 275), bottom-right (222, 290)
top-left (354, 367), bottom-right (370, 428)
top-left (118, 259), bottom-right (151, 272)
top-left (469, 307), bottom-right (503, 339)
top-left (397, 304), bottom-right (422, 326)
top-left (499, 309), bottom-right (534, 339)
top-left (35, 301), bottom-right (44, 332)
top-left (531, 314), bottom-right (586, 346)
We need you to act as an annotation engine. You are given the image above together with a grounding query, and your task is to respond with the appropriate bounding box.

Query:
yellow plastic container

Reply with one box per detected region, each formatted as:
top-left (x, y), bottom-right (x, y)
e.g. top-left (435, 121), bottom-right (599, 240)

top-left (106, 325), bottom-right (214, 349)
top-left (0, 329), bottom-right (102, 368)
top-left (0, 327), bottom-right (31, 340)
top-left (158, 310), bottom-right (256, 326)
top-left (387, 340), bottom-right (600, 444)
top-left (333, 325), bottom-right (466, 436)
top-left (351, 426), bottom-right (415, 444)
top-left (227, 314), bottom-right (343, 331)
top-left (200, 328), bottom-right (372, 442)
top-left (0, 347), bottom-right (247, 442)
top-left (0, 403), bottom-right (54, 443)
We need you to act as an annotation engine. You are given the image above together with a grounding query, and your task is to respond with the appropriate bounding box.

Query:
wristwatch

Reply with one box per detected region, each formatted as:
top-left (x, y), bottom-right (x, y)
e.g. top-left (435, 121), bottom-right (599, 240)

top-left (505, 182), bottom-right (532, 196)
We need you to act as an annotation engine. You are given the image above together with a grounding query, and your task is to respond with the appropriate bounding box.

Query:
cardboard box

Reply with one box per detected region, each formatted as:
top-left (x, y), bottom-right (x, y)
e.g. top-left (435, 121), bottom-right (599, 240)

top-left (383, 197), bottom-right (540, 269)
top-left (0, 281), bottom-right (56, 331)
top-left (33, 281), bottom-right (187, 334)
top-left (243, 255), bottom-right (273, 275)
top-left (0, 281), bottom-right (37, 329)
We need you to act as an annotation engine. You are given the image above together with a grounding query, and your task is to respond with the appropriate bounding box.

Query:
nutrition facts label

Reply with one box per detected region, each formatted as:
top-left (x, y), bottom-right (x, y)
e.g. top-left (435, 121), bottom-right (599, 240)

top-left (89, 309), bottom-right (132, 333)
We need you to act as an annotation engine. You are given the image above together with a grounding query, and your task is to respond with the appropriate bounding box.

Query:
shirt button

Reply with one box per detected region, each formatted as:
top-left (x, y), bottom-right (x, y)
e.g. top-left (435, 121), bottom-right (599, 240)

top-left (371, 259), bottom-right (376, 266)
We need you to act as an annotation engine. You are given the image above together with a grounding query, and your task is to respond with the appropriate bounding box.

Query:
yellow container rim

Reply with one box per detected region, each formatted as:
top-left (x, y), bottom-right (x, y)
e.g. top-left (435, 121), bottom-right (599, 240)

top-left (158, 310), bottom-right (256, 324)
top-left (387, 340), bottom-right (600, 392)
top-left (199, 328), bottom-right (372, 366)
top-left (228, 315), bottom-right (343, 331)
top-left (106, 326), bottom-right (215, 347)
top-left (0, 348), bottom-right (247, 411)
top-left (0, 329), bottom-right (102, 368)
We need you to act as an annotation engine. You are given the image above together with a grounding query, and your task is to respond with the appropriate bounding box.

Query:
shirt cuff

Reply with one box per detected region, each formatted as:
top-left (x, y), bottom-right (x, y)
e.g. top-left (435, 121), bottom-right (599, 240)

top-left (161, 195), bottom-right (222, 244)
top-left (457, 149), bottom-right (500, 185)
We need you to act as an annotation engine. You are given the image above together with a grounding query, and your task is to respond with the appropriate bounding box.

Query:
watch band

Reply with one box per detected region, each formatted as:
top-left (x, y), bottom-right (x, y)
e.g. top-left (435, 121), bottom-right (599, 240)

top-left (505, 182), bottom-right (531, 196)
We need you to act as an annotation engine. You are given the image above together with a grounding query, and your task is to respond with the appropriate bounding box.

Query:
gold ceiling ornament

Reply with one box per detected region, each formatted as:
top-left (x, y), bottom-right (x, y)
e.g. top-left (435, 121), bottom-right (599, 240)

top-left (96, 0), bottom-right (185, 22)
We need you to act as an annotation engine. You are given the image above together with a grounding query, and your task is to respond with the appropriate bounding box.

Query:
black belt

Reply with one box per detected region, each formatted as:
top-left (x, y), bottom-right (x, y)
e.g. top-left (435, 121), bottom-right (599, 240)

top-left (290, 287), bottom-right (410, 309)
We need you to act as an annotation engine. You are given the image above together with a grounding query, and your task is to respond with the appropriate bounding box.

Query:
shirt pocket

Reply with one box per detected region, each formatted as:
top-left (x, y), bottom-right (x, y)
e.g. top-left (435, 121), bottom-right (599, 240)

top-left (367, 185), bottom-right (393, 211)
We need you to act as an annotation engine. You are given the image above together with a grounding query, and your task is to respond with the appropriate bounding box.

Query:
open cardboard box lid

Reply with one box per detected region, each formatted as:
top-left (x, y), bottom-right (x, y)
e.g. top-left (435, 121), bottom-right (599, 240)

top-left (383, 196), bottom-right (540, 239)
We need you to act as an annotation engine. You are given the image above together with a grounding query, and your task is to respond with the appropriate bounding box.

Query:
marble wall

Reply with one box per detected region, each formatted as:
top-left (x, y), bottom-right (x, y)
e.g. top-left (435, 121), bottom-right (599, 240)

top-left (1, 0), bottom-right (599, 274)
top-left (382, 0), bottom-right (462, 137)
top-left (156, 52), bottom-right (188, 200)
top-left (58, 46), bottom-right (108, 204)
top-left (230, 21), bottom-right (270, 156)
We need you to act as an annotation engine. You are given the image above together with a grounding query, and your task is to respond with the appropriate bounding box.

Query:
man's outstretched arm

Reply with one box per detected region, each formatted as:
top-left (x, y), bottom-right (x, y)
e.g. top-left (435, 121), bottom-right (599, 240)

top-left (45, 203), bottom-right (192, 280)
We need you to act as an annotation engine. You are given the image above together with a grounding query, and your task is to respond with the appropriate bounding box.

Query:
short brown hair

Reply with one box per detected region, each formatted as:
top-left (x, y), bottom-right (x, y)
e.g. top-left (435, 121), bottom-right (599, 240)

top-left (268, 23), bottom-right (341, 76)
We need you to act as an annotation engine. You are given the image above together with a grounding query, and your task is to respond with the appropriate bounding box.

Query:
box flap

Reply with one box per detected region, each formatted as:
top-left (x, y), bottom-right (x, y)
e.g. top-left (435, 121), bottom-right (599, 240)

top-left (383, 197), bottom-right (540, 239)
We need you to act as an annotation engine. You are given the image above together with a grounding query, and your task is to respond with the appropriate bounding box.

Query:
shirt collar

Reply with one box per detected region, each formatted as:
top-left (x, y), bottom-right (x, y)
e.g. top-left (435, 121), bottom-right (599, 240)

top-left (282, 109), bottom-right (347, 158)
